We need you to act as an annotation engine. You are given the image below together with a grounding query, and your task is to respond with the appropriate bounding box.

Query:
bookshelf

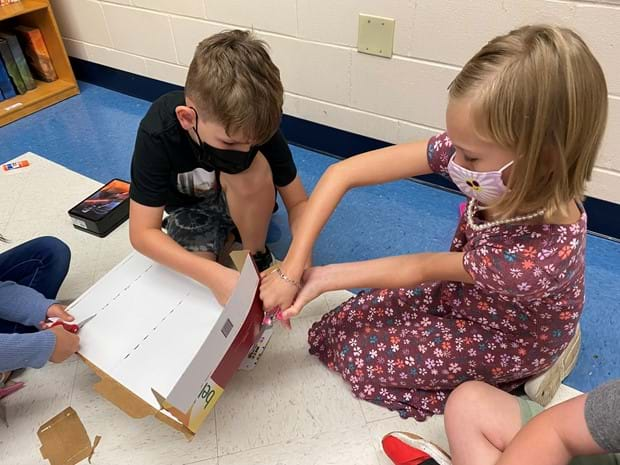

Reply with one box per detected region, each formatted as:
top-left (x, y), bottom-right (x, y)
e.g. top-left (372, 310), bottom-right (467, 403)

top-left (0, 0), bottom-right (79, 126)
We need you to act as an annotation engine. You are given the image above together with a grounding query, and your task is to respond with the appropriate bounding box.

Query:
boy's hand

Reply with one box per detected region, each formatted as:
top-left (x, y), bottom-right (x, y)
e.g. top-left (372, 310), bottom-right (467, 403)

top-left (212, 267), bottom-right (240, 306)
top-left (48, 326), bottom-right (80, 363)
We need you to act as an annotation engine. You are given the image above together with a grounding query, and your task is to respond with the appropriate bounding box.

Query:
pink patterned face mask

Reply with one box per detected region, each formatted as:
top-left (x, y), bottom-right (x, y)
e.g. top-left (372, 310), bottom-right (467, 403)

top-left (447, 154), bottom-right (514, 206)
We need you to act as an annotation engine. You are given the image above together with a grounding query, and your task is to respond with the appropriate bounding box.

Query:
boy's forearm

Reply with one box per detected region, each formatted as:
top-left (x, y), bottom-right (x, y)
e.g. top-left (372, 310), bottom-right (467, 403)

top-left (131, 228), bottom-right (223, 288)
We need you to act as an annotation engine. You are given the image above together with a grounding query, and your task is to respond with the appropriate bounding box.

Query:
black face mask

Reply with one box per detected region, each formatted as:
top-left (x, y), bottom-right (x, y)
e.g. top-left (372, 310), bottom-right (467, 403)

top-left (190, 107), bottom-right (259, 174)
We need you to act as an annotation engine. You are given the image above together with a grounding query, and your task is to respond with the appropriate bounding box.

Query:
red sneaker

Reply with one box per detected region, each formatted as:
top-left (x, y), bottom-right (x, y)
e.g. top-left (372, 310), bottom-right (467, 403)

top-left (381, 432), bottom-right (452, 465)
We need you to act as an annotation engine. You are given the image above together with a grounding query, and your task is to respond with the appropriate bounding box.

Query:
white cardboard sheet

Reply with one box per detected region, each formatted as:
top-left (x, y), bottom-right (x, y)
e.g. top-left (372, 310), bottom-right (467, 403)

top-left (67, 252), bottom-right (223, 410)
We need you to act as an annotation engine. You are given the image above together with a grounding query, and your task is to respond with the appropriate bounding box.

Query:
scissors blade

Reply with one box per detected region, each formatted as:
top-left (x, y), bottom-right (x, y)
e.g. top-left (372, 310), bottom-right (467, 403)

top-left (78, 314), bottom-right (97, 329)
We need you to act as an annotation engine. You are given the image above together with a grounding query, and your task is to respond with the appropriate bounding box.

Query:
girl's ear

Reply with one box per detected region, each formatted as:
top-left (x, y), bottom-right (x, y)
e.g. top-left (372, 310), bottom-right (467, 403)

top-left (175, 105), bottom-right (196, 132)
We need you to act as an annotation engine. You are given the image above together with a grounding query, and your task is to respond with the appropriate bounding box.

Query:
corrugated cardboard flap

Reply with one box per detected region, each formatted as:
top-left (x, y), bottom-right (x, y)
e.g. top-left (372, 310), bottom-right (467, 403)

top-left (38, 407), bottom-right (101, 465)
top-left (80, 356), bottom-right (194, 439)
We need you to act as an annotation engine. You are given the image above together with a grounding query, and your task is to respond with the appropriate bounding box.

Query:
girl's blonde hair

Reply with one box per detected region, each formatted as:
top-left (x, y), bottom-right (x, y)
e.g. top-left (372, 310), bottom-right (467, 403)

top-left (449, 25), bottom-right (608, 219)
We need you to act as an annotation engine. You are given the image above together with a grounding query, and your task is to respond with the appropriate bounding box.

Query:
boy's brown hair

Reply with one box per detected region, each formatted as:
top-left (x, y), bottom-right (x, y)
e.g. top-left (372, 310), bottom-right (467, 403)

top-left (449, 25), bottom-right (608, 219)
top-left (185, 30), bottom-right (284, 145)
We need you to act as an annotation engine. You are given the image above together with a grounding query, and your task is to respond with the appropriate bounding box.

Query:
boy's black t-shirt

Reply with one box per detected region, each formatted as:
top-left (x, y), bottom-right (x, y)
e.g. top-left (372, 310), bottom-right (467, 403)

top-left (130, 91), bottom-right (297, 208)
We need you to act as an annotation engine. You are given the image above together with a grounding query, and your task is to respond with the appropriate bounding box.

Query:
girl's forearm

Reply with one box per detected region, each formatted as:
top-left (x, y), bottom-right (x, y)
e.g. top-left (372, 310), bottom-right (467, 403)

top-left (284, 165), bottom-right (348, 276)
top-left (315, 255), bottom-right (430, 293)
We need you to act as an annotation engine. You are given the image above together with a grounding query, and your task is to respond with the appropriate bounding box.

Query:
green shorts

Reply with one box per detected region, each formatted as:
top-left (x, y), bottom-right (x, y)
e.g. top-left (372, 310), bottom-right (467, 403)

top-left (517, 397), bottom-right (619, 465)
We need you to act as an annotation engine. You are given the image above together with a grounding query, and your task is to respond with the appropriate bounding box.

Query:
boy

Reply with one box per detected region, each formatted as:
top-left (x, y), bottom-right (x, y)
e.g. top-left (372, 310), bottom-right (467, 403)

top-left (381, 380), bottom-right (620, 465)
top-left (129, 30), bottom-right (308, 305)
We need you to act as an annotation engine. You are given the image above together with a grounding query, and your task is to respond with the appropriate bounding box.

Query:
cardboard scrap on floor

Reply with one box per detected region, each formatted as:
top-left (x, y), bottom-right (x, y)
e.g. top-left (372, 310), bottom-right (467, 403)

top-left (38, 407), bottom-right (101, 465)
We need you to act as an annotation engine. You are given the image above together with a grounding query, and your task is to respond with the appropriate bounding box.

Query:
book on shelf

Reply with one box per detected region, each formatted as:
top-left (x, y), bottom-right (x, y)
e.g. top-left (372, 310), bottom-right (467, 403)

top-left (0, 32), bottom-right (36, 91)
top-left (14, 25), bottom-right (57, 82)
top-left (0, 37), bottom-right (26, 94)
top-left (0, 57), bottom-right (16, 100)
top-left (0, 0), bottom-right (22, 6)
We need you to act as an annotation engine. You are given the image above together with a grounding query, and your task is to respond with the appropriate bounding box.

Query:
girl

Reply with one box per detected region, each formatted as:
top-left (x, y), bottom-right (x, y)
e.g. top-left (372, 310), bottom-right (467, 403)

top-left (260, 25), bottom-right (608, 420)
top-left (0, 236), bottom-right (79, 376)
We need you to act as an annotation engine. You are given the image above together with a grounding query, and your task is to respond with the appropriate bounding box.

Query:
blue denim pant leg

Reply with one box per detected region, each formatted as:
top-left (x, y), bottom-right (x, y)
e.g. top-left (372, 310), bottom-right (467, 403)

top-left (0, 237), bottom-right (71, 334)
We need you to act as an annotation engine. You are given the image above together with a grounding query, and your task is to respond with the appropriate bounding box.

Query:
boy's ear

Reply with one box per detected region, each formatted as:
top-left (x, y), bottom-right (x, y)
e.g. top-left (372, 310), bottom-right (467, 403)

top-left (175, 105), bottom-right (196, 132)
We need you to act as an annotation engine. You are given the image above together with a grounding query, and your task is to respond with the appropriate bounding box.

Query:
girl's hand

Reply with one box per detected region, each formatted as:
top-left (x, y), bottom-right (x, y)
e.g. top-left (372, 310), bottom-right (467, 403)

top-left (259, 265), bottom-right (300, 315)
top-left (47, 303), bottom-right (73, 321)
top-left (40, 303), bottom-right (74, 328)
top-left (280, 266), bottom-right (327, 321)
top-left (48, 326), bottom-right (80, 363)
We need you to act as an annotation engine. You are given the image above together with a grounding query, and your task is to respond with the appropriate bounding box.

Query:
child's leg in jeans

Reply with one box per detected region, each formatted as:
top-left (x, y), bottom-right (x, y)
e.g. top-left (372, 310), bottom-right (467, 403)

top-left (0, 236), bottom-right (71, 298)
top-left (444, 381), bottom-right (524, 465)
top-left (0, 236), bottom-right (71, 333)
top-left (220, 153), bottom-right (275, 254)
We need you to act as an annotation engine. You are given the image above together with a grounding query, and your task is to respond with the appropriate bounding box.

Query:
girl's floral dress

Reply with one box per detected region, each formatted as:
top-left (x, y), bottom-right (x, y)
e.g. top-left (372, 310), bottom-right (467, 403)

top-left (308, 132), bottom-right (585, 420)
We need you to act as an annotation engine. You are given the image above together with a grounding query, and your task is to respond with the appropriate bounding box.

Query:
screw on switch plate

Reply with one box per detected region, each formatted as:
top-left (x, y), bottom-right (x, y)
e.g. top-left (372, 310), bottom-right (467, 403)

top-left (357, 14), bottom-right (395, 58)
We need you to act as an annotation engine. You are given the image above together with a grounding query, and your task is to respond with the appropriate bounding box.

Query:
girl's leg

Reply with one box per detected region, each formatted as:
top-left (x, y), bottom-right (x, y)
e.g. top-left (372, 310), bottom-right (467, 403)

top-left (309, 285), bottom-right (543, 420)
top-left (444, 381), bottom-right (523, 465)
top-left (0, 237), bottom-right (70, 334)
top-left (0, 236), bottom-right (71, 299)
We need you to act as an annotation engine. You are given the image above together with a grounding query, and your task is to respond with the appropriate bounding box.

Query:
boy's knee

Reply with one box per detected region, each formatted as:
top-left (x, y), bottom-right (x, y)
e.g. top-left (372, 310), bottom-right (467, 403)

top-left (445, 380), bottom-right (489, 419)
top-left (222, 157), bottom-right (273, 200)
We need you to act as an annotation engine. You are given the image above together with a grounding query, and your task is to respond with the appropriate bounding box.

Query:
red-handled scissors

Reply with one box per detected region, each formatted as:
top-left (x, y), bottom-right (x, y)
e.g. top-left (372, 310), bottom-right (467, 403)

top-left (43, 314), bottom-right (97, 333)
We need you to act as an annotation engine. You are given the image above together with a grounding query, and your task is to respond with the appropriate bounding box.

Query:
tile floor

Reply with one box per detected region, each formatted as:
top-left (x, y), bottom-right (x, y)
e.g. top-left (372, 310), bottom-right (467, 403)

top-left (0, 153), bottom-right (584, 465)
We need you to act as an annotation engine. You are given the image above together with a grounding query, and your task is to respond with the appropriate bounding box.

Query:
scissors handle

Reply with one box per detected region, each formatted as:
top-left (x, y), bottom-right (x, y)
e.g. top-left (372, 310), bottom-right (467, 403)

top-left (0, 381), bottom-right (25, 398)
top-left (44, 318), bottom-right (80, 334)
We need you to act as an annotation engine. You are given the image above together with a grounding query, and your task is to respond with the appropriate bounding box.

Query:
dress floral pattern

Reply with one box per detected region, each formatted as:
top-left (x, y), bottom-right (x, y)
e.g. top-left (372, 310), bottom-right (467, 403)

top-left (308, 132), bottom-right (586, 420)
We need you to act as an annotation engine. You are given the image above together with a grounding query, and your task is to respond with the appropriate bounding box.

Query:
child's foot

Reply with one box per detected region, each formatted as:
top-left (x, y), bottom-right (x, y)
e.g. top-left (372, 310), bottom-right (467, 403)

top-left (381, 432), bottom-right (452, 465)
top-left (252, 247), bottom-right (275, 272)
top-left (525, 324), bottom-right (581, 406)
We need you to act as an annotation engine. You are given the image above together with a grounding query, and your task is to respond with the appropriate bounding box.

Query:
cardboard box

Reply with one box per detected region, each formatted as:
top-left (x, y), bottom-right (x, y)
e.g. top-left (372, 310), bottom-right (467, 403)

top-left (68, 179), bottom-right (130, 237)
top-left (66, 252), bottom-right (271, 435)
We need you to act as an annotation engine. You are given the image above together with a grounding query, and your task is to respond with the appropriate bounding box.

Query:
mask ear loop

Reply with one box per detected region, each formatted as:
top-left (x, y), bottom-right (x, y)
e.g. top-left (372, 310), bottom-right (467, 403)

top-left (498, 160), bottom-right (514, 172)
top-left (189, 106), bottom-right (203, 144)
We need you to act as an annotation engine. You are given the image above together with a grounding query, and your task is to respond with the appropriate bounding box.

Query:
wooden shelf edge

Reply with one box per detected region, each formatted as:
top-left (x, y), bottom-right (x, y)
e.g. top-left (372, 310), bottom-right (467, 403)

top-left (0, 0), bottom-right (80, 126)
top-left (0, 0), bottom-right (48, 21)
top-left (0, 80), bottom-right (79, 127)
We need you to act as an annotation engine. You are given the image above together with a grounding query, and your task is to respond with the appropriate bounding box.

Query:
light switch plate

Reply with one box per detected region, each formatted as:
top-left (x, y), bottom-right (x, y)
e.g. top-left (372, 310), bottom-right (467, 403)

top-left (357, 13), bottom-right (395, 58)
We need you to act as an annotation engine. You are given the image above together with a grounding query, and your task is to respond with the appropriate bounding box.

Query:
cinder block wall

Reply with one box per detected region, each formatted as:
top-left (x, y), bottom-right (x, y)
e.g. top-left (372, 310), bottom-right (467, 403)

top-left (52, 0), bottom-right (619, 203)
